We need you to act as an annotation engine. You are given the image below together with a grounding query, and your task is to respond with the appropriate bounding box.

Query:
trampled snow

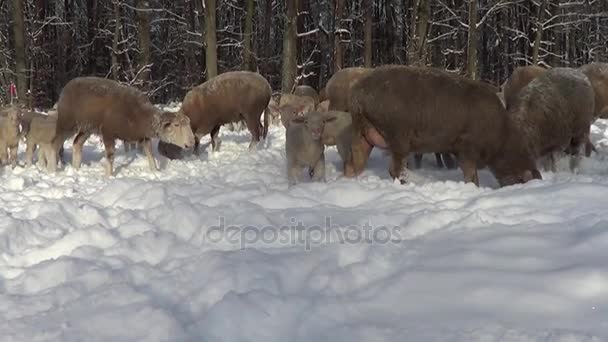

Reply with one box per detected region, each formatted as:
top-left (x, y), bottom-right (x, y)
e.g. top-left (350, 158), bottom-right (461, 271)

top-left (1, 112), bottom-right (608, 341)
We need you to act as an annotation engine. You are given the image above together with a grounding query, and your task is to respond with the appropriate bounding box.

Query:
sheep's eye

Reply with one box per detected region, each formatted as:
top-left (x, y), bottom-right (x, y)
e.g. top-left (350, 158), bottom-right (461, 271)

top-left (173, 122), bottom-right (179, 127)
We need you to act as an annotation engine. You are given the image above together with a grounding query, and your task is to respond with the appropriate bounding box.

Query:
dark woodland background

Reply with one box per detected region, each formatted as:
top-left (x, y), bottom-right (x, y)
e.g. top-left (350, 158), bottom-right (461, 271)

top-left (0, 0), bottom-right (607, 109)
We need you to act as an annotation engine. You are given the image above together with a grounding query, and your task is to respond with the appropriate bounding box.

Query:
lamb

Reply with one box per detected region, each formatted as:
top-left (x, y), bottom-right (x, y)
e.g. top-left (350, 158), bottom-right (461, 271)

top-left (53, 77), bottom-right (195, 176)
top-left (179, 71), bottom-right (271, 154)
top-left (271, 93), bottom-right (317, 128)
top-left (347, 65), bottom-right (540, 187)
top-left (502, 67), bottom-right (595, 175)
top-left (285, 111), bottom-right (336, 186)
top-left (20, 112), bottom-right (59, 171)
top-left (293, 85), bottom-right (319, 105)
top-left (0, 105), bottom-right (21, 168)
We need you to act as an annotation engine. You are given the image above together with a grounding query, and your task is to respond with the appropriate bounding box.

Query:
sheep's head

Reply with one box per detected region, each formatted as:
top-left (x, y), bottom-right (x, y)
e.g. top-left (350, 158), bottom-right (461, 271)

top-left (157, 111), bottom-right (195, 149)
top-left (291, 111), bottom-right (336, 141)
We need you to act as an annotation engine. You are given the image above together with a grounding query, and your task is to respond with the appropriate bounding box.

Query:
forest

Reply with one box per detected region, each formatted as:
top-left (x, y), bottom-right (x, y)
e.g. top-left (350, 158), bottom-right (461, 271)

top-left (0, 0), bottom-right (606, 108)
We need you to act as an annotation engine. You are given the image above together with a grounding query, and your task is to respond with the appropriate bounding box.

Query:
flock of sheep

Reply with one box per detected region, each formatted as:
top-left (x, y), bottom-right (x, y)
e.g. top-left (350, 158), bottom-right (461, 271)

top-left (0, 62), bottom-right (606, 187)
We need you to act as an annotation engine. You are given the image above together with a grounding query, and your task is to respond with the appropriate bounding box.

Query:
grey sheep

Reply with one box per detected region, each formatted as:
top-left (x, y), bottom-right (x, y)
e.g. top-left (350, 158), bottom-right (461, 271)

top-left (285, 111), bottom-right (336, 186)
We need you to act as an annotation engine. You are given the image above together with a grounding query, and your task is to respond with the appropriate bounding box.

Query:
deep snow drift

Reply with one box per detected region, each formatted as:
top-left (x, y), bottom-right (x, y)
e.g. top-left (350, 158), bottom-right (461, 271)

top-left (1, 112), bottom-right (608, 341)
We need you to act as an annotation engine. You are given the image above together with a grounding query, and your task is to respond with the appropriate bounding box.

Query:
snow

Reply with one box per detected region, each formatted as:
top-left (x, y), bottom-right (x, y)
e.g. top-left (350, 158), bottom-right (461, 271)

top-left (1, 112), bottom-right (608, 341)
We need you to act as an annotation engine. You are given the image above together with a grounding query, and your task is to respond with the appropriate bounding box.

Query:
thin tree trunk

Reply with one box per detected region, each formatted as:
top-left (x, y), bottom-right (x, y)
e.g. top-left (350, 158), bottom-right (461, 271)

top-left (13, 0), bottom-right (27, 104)
top-left (242, 0), bottom-right (254, 71)
top-left (392, 0), bottom-right (405, 64)
top-left (408, 0), bottom-right (430, 66)
top-left (111, 0), bottom-right (121, 81)
top-left (281, 0), bottom-right (297, 93)
top-left (532, 0), bottom-right (547, 65)
top-left (333, 0), bottom-right (345, 72)
top-left (466, 0), bottom-right (478, 79)
top-left (204, 0), bottom-right (218, 80)
top-left (136, 0), bottom-right (151, 88)
top-left (363, 0), bottom-right (373, 67)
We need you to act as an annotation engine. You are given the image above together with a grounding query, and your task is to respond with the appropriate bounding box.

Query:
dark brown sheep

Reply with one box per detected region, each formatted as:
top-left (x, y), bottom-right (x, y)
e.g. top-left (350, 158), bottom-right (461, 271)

top-left (502, 65), bottom-right (547, 110)
top-left (180, 71), bottom-right (271, 154)
top-left (293, 85), bottom-right (319, 105)
top-left (347, 65), bottom-right (539, 187)
top-left (498, 67), bottom-right (595, 177)
top-left (54, 77), bottom-right (195, 176)
top-left (326, 67), bottom-right (372, 112)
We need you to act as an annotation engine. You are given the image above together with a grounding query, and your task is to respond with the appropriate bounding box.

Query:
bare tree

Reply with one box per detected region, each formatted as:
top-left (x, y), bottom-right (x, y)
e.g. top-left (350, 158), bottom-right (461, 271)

top-left (242, 0), bottom-right (255, 71)
top-left (408, 0), bottom-right (431, 66)
top-left (363, 0), bottom-right (373, 67)
top-left (136, 0), bottom-right (151, 88)
top-left (205, 0), bottom-right (218, 79)
top-left (333, 0), bottom-right (345, 72)
top-left (281, 0), bottom-right (297, 93)
top-left (466, 0), bottom-right (478, 79)
top-left (12, 0), bottom-right (27, 103)
top-left (111, 0), bottom-right (121, 81)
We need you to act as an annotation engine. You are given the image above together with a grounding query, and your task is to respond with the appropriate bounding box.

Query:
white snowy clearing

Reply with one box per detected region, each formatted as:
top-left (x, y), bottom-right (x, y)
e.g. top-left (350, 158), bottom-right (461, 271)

top-left (1, 106), bottom-right (608, 341)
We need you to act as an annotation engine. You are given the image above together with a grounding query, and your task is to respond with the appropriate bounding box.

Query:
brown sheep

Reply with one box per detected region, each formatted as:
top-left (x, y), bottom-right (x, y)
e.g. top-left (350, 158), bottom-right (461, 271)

top-left (347, 65), bottom-right (539, 187)
top-left (500, 67), bottom-right (595, 176)
top-left (326, 67), bottom-right (372, 112)
top-left (502, 65), bottom-right (547, 110)
top-left (54, 77), bottom-right (195, 176)
top-left (293, 85), bottom-right (319, 105)
top-left (0, 105), bottom-right (21, 168)
top-left (179, 71), bottom-right (271, 153)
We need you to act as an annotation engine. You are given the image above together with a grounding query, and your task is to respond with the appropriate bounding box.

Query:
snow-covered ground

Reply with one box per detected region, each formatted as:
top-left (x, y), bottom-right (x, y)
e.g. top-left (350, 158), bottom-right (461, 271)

top-left (2, 113), bottom-right (608, 341)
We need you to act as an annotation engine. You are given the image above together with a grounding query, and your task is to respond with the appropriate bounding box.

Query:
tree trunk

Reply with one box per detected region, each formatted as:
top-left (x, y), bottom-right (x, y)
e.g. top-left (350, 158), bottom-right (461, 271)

top-left (86, 0), bottom-right (99, 74)
top-left (408, 0), bottom-right (430, 66)
top-left (242, 0), bottom-right (255, 71)
top-left (205, 0), bottom-right (218, 80)
top-left (111, 0), bottom-right (121, 81)
top-left (363, 0), bottom-right (373, 67)
top-left (333, 0), bottom-right (345, 72)
top-left (12, 0), bottom-right (27, 104)
top-left (136, 0), bottom-right (151, 88)
top-left (392, 0), bottom-right (405, 64)
top-left (466, 0), bottom-right (478, 79)
top-left (281, 0), bottom-right (297, 93)
top-left (532, 0), bottom-right (547, 66)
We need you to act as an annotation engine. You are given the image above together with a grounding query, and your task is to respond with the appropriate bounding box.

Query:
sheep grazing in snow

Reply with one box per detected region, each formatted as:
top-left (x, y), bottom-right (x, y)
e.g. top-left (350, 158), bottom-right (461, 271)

top-left (20, 111), bottom-right (60, 171)
top-left (53, 76), bottom-right (195, 176)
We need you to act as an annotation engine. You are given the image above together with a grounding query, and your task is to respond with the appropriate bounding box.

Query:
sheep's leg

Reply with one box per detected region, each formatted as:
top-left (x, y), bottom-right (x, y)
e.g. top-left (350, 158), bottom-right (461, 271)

top-left (442, 153), bottom-right (457, 169)
top-left (102, 137), bottom-right (116, 177)
top-left (413, 154), bottom-right (423, 169)
top-left (193, 133), bottom-right (201, 155)
top-left (311, 153), bottom-right (326, 182)
top-left (141, 138), bottom-right (158, 171)
top-left (346, 132), bottom-right (373, 177)
top-left (389, 151), bottom-right (408, 184)
top-left (72, 132), bottom-right (91, 170)
top-left (434, 153), bottom-right (445, 168)
top-left (210, 125), bottom-right (222, 152)
top-left (44, 144), bottom-right (58, 173)
top-left (459, 155), bottom-right (479, 186)
top-left (287, 162), bottom-right (301, 187)
top-left (25, 142), bottom-right (35, 167)
top-left (0, 142), bottom-right (8, 165)
top-left (244, 115), bottom-right (261, 151)
top-left (9, 144), bottom-right (18, 168)
top-left (570, 133), bottom-right (588, 173)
